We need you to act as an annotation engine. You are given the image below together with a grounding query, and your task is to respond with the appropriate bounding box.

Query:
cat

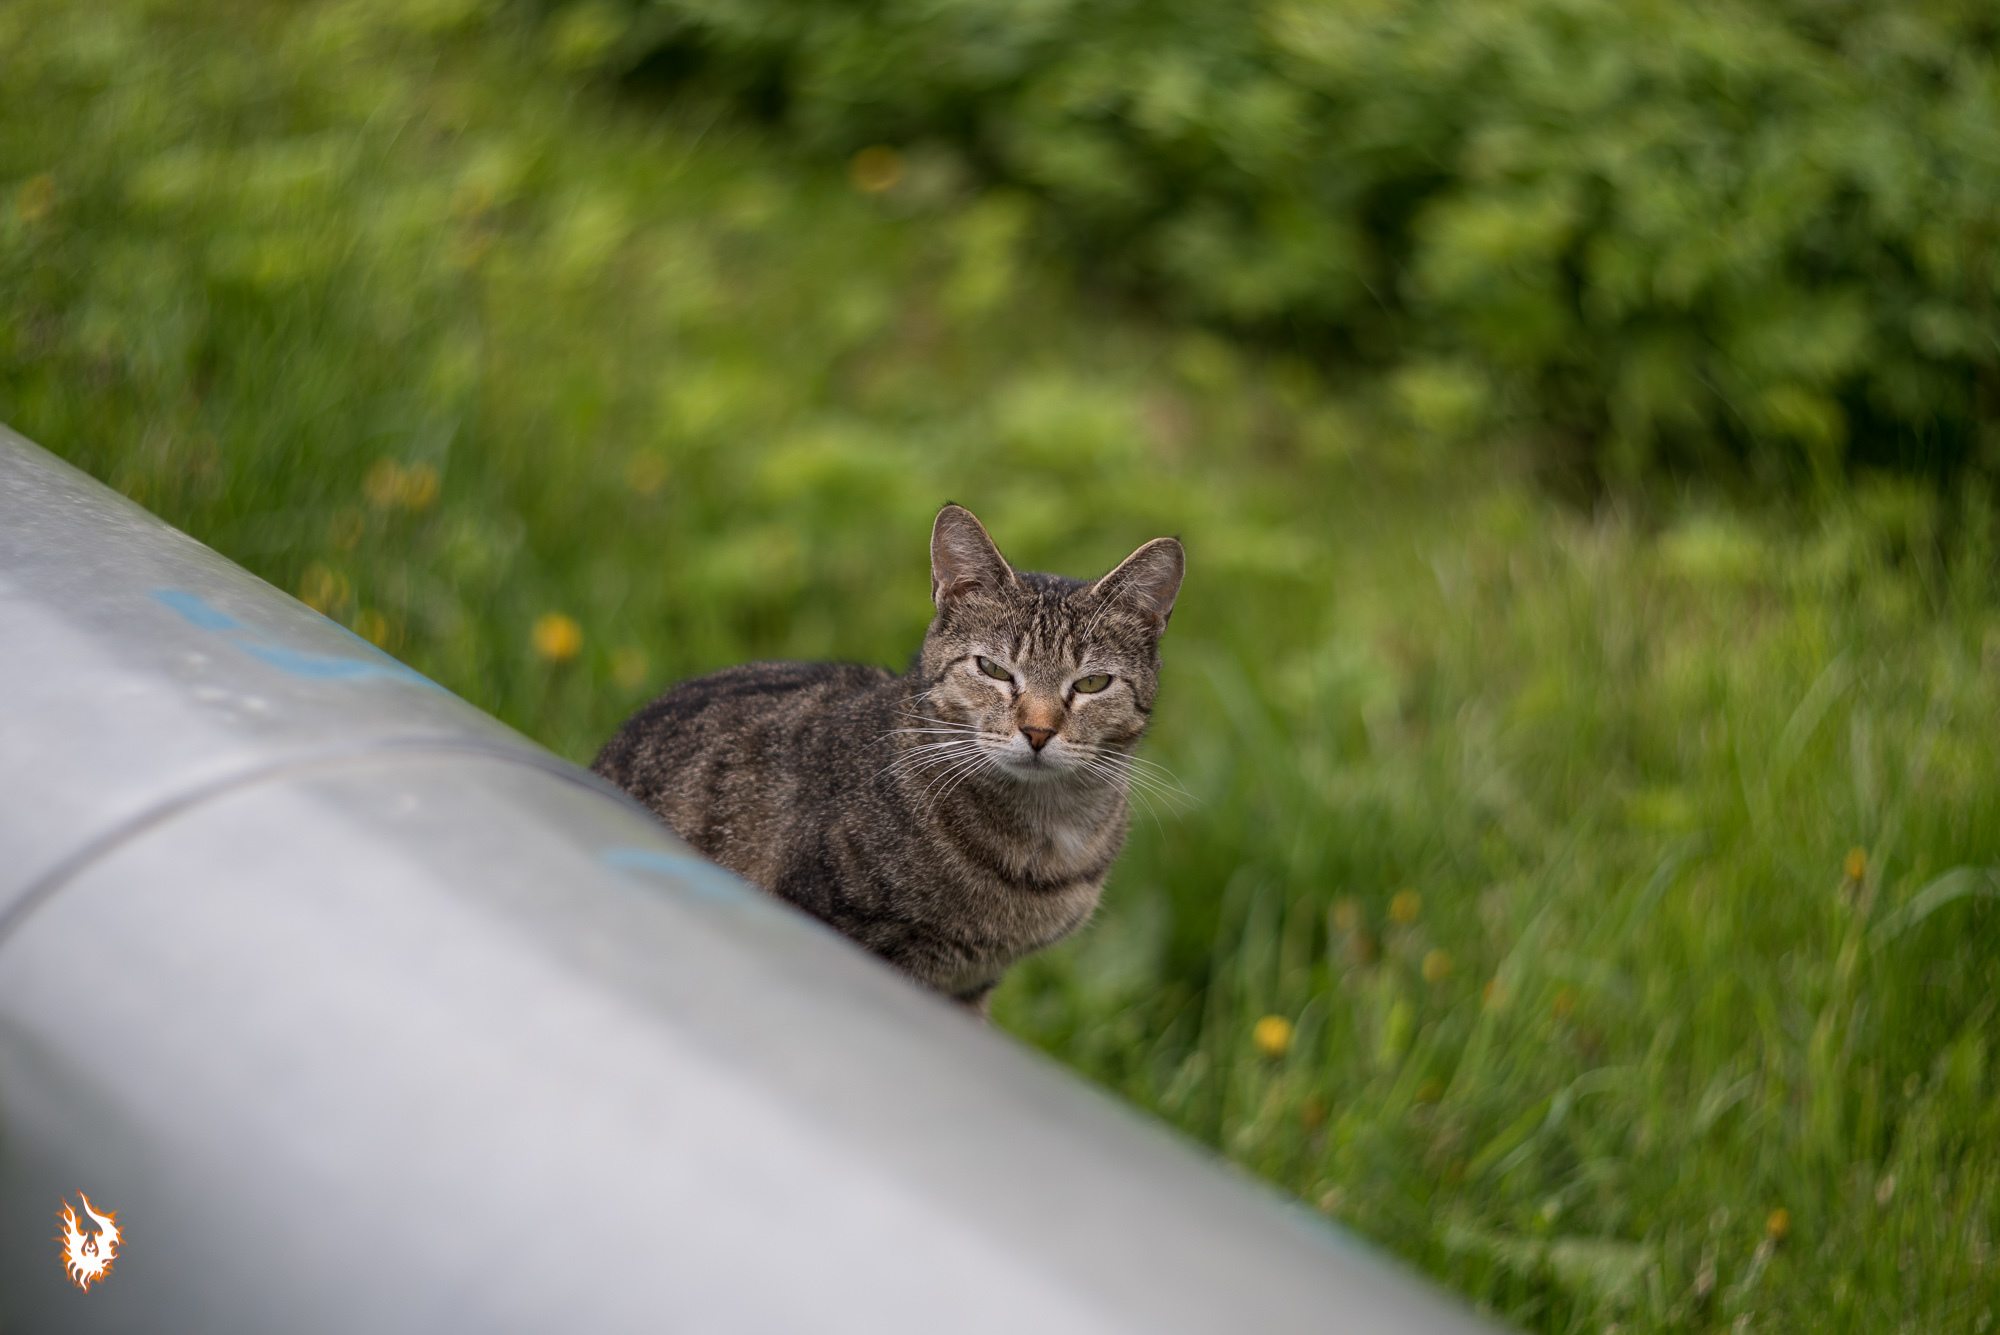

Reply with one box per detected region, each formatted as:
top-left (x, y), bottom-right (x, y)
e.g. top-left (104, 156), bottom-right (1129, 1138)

top-left (592, 503), bottom-right (1184, 1012)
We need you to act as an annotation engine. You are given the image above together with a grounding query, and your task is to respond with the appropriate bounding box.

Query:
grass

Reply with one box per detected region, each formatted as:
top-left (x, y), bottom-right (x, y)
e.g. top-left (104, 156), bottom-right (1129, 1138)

top-left (3, 0), bottom-right (1997, 1329)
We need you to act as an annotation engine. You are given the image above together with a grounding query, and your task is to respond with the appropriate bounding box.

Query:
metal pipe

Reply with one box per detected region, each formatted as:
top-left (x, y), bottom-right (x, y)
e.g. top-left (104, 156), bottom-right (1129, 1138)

top-left (0, 426), bottom-right (1497, 1333)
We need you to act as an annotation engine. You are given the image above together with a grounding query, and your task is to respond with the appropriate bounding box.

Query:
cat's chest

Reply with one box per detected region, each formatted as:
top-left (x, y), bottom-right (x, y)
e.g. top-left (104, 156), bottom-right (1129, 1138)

top-left (1016, 807), bottom-right (1118, 881)
top-left (1038, 819), bottom-right (1099, 867)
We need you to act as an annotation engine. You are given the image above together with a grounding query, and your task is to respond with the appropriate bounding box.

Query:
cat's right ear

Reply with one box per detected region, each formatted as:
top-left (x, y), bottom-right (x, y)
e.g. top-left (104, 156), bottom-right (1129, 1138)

top-left (931, 504), bottom-right (1016, 609)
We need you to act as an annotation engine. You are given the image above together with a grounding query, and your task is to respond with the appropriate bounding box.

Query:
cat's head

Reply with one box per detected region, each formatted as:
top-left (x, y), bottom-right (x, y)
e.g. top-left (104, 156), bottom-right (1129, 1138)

top-left (914, 504), bottom-right (1183, 783)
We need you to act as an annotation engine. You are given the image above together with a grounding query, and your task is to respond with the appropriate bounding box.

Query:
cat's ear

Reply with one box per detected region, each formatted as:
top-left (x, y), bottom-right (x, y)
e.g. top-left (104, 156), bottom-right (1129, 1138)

top-left (931, 504), bottom-right (1017, 608)
top-left (1090, 536), bottom-right (1185, 633)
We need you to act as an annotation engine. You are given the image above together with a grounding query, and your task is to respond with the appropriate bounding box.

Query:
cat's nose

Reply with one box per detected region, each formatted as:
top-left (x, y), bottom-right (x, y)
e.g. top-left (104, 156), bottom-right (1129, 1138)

top-left (1020, 726), bottom-right (1055, 751)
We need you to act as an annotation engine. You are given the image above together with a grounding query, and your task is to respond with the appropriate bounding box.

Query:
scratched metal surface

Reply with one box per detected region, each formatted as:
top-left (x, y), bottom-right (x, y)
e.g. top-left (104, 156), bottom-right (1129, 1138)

top-left (0, 428), bottom-right (1498, 1334)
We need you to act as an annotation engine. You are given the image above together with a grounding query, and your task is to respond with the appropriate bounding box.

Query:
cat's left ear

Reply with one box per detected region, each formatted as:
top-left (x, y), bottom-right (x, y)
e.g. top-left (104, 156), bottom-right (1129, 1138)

top-left (1091, 537), bottom-right (1184, 634)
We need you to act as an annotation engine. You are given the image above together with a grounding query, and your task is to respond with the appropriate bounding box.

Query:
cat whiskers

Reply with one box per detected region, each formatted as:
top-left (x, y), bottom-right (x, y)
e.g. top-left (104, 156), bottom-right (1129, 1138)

top-left (876, 724), bottom-right (1003, 797)
top-left (929, 752), bottom-right (1000, 803)
top-left (1100, 748), bottom-right (1187, 794)
top-left (879, 735), bottom-right (980, 781)
top-left (902, 735), bottom-right (1010, 803)
top-left (1076, 749), bottom-right (1190, 832)
top-left (1107, 754), bottom-right (1192, 809)
top-left (889, 722), bottom-right (1017, 802)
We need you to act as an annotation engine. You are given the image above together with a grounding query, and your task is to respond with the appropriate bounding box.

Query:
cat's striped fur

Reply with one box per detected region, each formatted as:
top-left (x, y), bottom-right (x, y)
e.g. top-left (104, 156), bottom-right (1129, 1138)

top-left (593, 504), bottom-right (1184, 1009)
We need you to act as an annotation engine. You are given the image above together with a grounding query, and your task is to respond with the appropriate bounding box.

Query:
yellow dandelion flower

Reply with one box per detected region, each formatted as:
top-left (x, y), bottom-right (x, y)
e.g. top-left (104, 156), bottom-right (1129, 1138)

top-left (398, 462), bottom-right (439, 512)
top-left (1843, 847), bottom-right (1867, 883)
top-left (1389, 888), bottom-right (1422, 923)
top-left (363, 458), bottom-right (404, 509)
top-left (362, 460), bottom-right (440, 512)
top-left (1422, 948), bottom-right (1452, 982)
top-left (352, 608), bottom-right (393, 648)
top-left (1252, 1014), bottom-right (1294, 1059)
top-left (626, 451), bottom-right (670, 497)
top-left (1766, 1207), bottom-right (1791, 1241)
top-left (298, 563), bottom-right (351, 615)
top-left (849, 145), bottom-right (903, 194)
top-left (533, 613), bottom-right (584, 662)
top-left (16, 173), bottom-right (56, 223)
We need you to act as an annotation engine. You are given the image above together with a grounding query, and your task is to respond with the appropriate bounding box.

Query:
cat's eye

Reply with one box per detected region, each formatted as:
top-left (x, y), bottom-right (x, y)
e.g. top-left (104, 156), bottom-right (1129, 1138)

top-left (976, 656), bottom-right (1013, 681)
top-left (1073, 673), bottom-right (1112, 694)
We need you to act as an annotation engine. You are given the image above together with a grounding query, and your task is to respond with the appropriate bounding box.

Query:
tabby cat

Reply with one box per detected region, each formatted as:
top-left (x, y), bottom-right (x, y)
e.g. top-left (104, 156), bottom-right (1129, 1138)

top-left (593, 504), bottom-right (1184, 1011)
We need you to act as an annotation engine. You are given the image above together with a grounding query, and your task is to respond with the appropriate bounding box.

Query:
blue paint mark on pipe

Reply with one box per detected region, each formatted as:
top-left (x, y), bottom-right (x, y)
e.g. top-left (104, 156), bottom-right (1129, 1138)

top-left (237, 641), bottom-right (407, 682)
top-left (154, 588), bottom-right (244, 632)
top-left (152, 589), bottom-right (443, 690)
top-left (600, 846), bottom-right (769, 908)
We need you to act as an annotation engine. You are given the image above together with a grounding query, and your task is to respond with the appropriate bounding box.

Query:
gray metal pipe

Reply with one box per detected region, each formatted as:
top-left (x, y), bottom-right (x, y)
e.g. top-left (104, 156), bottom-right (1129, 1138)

top-left (0, 426), bottom-right (1496, 1333)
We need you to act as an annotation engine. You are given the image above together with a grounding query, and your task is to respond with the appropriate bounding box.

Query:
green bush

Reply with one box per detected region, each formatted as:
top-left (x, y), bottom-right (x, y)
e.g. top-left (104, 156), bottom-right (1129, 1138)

top-left (575, 0), bottom-right (2000, 482)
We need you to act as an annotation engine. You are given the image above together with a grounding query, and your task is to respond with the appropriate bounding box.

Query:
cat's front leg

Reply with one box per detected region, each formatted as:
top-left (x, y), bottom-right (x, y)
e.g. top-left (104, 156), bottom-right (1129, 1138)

top-left (952, 981), bottom-right (997, 1020)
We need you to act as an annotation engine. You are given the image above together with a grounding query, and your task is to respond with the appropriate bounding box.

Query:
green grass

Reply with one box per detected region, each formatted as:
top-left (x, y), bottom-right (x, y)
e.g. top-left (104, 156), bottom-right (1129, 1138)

top-left (4, 1), bottom-right (1997, 1329)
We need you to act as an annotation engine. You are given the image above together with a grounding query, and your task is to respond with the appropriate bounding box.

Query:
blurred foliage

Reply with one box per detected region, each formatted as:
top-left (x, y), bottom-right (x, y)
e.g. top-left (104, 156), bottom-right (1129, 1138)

top-left (0, 0), bottom-right (1320, 758)
top-left (3, 0), bottom-right (1999, 1330)
top-left (567, 0), bottom-right (2000, 484)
